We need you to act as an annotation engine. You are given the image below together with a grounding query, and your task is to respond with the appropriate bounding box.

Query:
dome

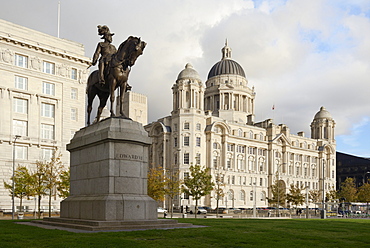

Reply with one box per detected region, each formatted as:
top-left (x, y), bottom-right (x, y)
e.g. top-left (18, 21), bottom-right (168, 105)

top-left (314, 106), bottom-right (332, 120)
top-left (207, 40), bottom-right (246, 79)
top-left (177, 63), bottom-right (201, 81)
top-left (208, 59), bottom-right (246, 79)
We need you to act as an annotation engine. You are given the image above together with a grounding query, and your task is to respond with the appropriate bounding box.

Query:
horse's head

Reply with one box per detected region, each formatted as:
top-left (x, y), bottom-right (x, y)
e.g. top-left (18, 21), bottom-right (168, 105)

top-left (116, 36), bottom-right (146, 69)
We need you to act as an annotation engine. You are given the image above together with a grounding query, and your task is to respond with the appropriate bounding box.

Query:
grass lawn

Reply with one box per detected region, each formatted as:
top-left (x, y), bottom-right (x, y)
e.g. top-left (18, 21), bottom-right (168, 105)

top-left (1, 218), bottom-right (370, 247)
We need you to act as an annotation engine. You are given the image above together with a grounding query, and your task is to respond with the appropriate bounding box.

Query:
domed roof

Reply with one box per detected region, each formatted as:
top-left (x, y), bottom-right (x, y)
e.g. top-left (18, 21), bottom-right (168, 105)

top-left (207, 40), bottom-right (246, 79)
top-left (177, 63), bottom-right (201, 81)
top-left (314, 106), bottom-right (332, 120)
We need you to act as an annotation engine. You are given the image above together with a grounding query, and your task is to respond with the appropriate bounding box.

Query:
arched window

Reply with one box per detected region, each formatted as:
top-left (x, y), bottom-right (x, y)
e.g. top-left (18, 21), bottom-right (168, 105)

top-left (238, 129), bottom-right (243, 137)
top-left (249, 131), bottom-right (254, 139)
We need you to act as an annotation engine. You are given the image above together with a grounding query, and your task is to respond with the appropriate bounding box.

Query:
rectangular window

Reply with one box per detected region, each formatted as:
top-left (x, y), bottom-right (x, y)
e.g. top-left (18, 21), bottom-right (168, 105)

top-left (15, 76), bottom-right (28, 90)
top-left (71, 68), bottom-right (77, 80)
top-left (196, 137), bottom-right (201, 147)
top-left (15, 146), bottom-right (27, 160)
top-left (41, 124), bottom-right (54, 139)
top-left (42, 82), bottom-right (55, 95)
top-left (183, 136), bottom-right (189, 146)
top-left (184, 153), bottom-right (190, 164)
top-left (71, 88), bottom-right (77, 99)
top-left (15, 54), bottom-right (28, 68)
top-left (41, 103), bottom-right (55, 118)
top-left (196, 123), bottom-right (201, 131)
top-left (227, 159), bottom-right (231, 168)
top-left (42, 148), bottom-right (53, 161)
top-left (13, 120), bottom-right (27, 136)
top-left (43, 61), bottom-right (55, 74)
top-left (13, 98), bottom-right (28, 114)
top-left (184, 172), bottom-right (189, 179)
top-left (174, 124), bottom-right (177, 132)
top-left (195, 153), bottom-right (201, 165)
top-left (174, 137), bottom-right (177, 147)
top-left (71, 108), bottom-right (77, 120)
top-left (184, 122), bottom-right (189, 130)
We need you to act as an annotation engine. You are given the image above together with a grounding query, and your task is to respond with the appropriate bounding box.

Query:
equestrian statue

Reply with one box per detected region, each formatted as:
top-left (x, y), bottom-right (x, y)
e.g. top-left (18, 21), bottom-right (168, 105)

top-left (86, 25), bottom-right (146, 125)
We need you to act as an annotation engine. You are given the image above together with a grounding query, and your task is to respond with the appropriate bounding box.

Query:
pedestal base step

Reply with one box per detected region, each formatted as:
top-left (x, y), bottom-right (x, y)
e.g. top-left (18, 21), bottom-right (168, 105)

top-left (32, 217), bottom-right (193, 232)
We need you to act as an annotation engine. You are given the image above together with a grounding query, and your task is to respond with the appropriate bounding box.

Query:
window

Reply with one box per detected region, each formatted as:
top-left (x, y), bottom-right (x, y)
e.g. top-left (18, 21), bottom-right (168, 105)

top-left (71, 88), bottom-right (77, 99)
top-left (173, 124), bottom-right (178, 132)
top-left (42, 148), bottom-right (53, 161)
top-left (240, 191), bottom-right (245, 201)
top-left (196, 137), bottom-right (201, 147)
top-left (250, 191), bottom-right (254, 201)
top-left (183, 136), bottom-right (189, 146)
top-left (71, 108), bottom-right (77, 120)
top-left (231, 176), bottom-right (235, 184)
top-left (238, 129), bottom-right (243, 137)
top-left (184, 172), bottom-right (189, 179)
top-left (184, 122), bottom-right (189, 130)
top-left (196, 123), bottom-right (201, 131)
top-left (213, 157), bottom-right (219, 169)
top-left (227, 158), bottom-right (231, 169)
top-left (71, 68), bottom-right (77, 80)
top-left (13, 120), bottom-right (27, 136)
top-left (184, 153), bottom-right (189, 164)
top-left (195, 153), bottom-right (201, 164)
top-left (174, 137), bottom-right (178, 147)
top-left (15, 146), bottom-right (27, 160)
top-left (15, 54), bottom-right (28, 68)
top-left (260, 178), bottom-right (263, 186)
top-left (42, 82), bottom-right (55, 95)
top-left (227, 144), bottom-right (234, 152)
top-left (43, 61), bottom-right (55, 74)
top-left (15, 76), bottom-right (28, 90)
top-left (41, 103), bottom-right (55, 118)
top-left (13, 98), bottom-right (28, 114)
top-left (41, 124), bottom-right (54, 139)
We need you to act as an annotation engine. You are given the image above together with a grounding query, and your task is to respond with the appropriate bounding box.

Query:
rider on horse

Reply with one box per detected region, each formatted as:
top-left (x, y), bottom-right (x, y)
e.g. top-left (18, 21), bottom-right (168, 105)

top-left (91, 25), bottom-right (117, 85)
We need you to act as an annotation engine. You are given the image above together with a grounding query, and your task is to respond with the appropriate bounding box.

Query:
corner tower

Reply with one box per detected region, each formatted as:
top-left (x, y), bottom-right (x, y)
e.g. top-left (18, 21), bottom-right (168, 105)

top-left (310, 106), bottom-right (335, 141)
top-left (204, 40), bottom-right (255, 124)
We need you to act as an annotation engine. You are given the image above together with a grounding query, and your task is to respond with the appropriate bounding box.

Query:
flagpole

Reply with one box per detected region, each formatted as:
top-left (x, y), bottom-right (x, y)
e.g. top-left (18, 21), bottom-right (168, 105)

top-left (57, 1), bottom-right (61, 38)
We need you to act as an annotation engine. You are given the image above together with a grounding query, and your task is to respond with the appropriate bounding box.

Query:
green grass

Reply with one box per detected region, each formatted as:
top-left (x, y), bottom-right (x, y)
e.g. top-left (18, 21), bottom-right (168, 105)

top-left (1, 218), bottom-right (370, 247)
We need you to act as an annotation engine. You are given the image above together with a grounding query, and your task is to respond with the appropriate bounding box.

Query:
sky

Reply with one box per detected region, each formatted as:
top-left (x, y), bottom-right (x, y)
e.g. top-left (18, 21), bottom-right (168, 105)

top-left (0, 0), bottom-right (369, 157)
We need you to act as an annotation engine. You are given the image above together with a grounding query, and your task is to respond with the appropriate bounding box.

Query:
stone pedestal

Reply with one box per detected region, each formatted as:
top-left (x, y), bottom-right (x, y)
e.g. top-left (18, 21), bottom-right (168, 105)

top-left (60, 117), bottom-right (157, 221)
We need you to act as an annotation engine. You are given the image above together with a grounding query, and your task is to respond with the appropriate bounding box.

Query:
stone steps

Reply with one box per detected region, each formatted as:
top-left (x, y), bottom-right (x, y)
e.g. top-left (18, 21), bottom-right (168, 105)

top-left (32, 218), bottom-right (193, 231)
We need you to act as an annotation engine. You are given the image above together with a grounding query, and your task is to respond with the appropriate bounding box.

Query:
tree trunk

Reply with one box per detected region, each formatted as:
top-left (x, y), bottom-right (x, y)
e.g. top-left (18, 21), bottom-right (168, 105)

top-left (38, 195), bottom-right (42, 219)
top-left (48, 191), bottom-right (52, 217)
top-left (195, 199), bottom-right (198, 219)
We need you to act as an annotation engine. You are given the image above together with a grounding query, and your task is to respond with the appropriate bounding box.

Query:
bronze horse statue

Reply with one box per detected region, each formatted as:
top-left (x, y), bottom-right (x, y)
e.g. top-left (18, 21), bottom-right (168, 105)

top-left (86, 36), bottom-right (146, 125)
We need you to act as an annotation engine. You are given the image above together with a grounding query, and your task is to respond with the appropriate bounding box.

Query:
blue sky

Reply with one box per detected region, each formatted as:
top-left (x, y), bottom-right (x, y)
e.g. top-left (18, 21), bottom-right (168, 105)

top-left (0, 0), bottom-right (369, 157)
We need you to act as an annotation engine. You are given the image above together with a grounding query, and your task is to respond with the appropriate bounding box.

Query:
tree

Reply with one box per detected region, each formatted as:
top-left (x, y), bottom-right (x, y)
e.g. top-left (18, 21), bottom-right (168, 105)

top-left (338, 177), bottom-right (357, 203)
top-left (286, 183), bottom-right (305, 211)
top-left (213, 173), bottom-right (225, 217)
top-left (182, 164), bottom-right (214, 218)
top-left (42, 150), bottom-right (65, 217)
top-left (309, 189), bottom-right (322, 215)
top-left (268, 177), bottom-right (286, 209)
top-left (357, 182), bottom-right (370, 214)
top-left (3, 166), bottom-right (34, 212)
top-left (31, 161), bottom-right (48, 219)
top-left (147, 166), bottom-right (166, 202)
top-left (165, 170), bottom-right (181, 218)
top-left (57, 169), bottom-right (70, 199)
top-left (326, 186), bottom-right (337, 202)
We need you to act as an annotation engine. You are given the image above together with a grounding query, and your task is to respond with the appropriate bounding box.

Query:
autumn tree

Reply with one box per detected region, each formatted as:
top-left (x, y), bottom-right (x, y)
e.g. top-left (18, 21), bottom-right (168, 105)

top-left (357, 182), bottom-right (370, 214)
top-left (182, 164), bottom-right (214, 218)
top-left (57, 169), bottom-right (70, 199)
top-left (147, 166), bottom-right (166, 202)
top-left (326, 186), bottom-right (337, 202)
top-left (165, 170), bottom-right (181, 218)
top-left (338, 177), bottom-right (357, 202)
top-left (213, 173), bottom-right (225, 217)
top-left (286, 183), bottom-right (305, 211)
top-left (31, 161), bottom-right (48, 219)
top-left (3, 166), bottom-right (34, 212)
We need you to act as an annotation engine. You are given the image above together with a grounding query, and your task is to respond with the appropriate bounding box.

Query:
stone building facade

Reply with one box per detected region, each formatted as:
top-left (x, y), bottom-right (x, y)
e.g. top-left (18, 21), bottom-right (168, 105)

top-left (0, 19), bottom-right (90, 211)
top-left (145, 42), bottom-right (337, 209)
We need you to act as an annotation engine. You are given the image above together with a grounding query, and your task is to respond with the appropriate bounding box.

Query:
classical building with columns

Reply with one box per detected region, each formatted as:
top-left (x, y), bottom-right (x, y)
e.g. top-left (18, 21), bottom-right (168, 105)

top-left (145, 42), bottom-right (336, 210)
top-left (0, 19), bottom-right (90, 211)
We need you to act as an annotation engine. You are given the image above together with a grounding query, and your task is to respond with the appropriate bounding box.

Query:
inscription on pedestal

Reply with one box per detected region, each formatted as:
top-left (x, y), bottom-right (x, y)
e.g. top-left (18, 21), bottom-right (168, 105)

top-left (115, 153), bottom-right (143, 161)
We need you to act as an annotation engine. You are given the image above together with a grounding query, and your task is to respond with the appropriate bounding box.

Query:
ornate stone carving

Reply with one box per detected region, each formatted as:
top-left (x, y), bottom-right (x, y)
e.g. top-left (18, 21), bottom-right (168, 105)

top-left (2, 49), bottom-right (13, 63)
top-left (30, 56), bottom-right (41, 70)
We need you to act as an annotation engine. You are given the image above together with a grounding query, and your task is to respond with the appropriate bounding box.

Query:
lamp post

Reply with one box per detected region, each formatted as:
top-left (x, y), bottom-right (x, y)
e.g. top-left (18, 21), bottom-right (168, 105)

top-left (12, 135), bottom-right (21, 220)
top-left (252, 181), bottom-right (257, 218)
